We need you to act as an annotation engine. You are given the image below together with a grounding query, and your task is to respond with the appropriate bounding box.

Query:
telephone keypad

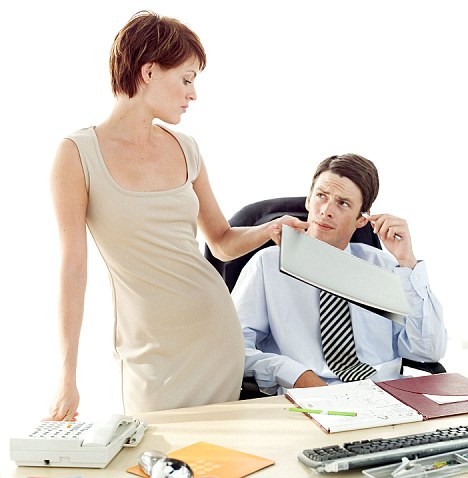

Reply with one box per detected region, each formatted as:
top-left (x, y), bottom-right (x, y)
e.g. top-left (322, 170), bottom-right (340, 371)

top-left (29, 421), bottom-right (93, 440)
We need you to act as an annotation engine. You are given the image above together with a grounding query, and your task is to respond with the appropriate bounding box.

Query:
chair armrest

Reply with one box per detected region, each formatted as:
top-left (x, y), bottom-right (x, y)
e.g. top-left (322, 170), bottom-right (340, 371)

top-left (240, 377), bottom-right (270, 400)
top-left (401, 358), bottom-right (446, 375)
top-left (242, 376), bottom-right (261, 392)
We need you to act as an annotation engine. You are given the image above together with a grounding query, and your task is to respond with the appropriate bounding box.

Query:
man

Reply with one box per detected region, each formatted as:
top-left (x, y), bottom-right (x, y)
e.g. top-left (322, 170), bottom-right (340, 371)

top-left (232, 153), bottom-right (446, 394)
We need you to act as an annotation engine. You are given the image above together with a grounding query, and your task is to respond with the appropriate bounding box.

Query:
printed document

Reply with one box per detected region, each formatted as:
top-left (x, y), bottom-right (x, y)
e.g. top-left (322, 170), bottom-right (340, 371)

top-left (286, 380), bottom-right (422, 433)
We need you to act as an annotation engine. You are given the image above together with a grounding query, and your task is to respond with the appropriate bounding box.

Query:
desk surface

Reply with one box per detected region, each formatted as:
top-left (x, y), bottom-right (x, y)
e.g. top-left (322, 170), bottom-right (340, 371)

top-left (3, 395), bottom-right (467, 478)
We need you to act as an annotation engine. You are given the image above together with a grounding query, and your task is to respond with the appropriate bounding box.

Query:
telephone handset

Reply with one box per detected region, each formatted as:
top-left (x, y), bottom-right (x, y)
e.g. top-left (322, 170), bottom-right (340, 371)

top-left (10, 414), bottom-right (148, 468)
top-left (82, 414), bottom-right (136, 447)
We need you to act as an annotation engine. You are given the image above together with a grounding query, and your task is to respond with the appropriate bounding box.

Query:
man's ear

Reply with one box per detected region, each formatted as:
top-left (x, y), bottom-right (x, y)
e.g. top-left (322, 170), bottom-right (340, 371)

top-left (355, 211), bottom-right (369, 229)
top-left (305, 196), bottom-right (310, 211)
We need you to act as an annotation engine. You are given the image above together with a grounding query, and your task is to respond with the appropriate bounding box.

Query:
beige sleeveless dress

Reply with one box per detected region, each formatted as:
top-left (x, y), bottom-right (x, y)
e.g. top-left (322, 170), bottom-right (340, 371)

top-left (67, 126), bottom-right (244, 414)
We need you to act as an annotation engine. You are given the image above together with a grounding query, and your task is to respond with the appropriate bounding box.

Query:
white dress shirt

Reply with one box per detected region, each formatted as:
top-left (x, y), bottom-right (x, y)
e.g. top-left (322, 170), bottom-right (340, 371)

top-left (232, 243), bottom-right (446, 394)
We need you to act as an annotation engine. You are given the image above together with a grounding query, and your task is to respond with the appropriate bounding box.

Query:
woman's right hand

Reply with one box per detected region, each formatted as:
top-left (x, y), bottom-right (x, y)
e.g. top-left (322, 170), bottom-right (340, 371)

top-left (45, 379), bottom-right (80, 421)
top-left (48, 138), bottom-right (88, 422)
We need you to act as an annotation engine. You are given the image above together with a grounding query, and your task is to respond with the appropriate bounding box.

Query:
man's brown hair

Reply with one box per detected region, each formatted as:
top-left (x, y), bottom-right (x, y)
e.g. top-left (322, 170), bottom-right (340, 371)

top-left (310, 154), bottom-right (379, 213)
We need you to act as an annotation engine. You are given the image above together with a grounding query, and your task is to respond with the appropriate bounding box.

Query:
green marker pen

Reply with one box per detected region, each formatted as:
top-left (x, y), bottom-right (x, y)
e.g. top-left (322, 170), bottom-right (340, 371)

top-left (288, 407), bottom-right (357, 416)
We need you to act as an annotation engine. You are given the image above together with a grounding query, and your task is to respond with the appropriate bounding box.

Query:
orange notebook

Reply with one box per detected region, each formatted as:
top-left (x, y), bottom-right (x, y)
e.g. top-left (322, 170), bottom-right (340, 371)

top-left (127, 441), bottom-right (275, 478)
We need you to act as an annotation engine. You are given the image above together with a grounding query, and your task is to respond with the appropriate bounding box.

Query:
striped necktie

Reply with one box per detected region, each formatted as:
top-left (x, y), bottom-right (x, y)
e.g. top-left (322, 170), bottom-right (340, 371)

top-left (319, 290), bottom-right (376, 382)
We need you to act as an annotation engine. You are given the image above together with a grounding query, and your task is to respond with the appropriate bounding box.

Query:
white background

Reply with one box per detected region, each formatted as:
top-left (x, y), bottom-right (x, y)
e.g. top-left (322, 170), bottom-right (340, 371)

top-left (1, 0), bottom-right (467, 451)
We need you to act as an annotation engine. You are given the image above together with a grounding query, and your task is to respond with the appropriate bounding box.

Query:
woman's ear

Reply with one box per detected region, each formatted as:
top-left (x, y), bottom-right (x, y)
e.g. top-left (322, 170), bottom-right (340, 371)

top-left (141, 62), bottom-right (155, 84)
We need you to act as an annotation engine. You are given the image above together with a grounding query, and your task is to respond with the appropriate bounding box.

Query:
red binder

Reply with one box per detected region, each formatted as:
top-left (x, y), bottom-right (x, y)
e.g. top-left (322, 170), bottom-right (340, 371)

top-left (377, 373), bottom-right (468, 420)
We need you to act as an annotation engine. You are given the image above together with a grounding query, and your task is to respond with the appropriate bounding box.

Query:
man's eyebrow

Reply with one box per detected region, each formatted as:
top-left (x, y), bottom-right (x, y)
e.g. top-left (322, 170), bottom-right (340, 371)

top-left (315, 186), bottom-right (329, 194)
top-left (336, 194), bottom-right (354, 204)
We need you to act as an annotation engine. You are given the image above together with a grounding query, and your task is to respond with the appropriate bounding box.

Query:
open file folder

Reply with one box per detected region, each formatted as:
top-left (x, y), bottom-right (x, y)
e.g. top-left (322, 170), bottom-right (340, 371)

top-left (279, 225), bottom-right (410, 324)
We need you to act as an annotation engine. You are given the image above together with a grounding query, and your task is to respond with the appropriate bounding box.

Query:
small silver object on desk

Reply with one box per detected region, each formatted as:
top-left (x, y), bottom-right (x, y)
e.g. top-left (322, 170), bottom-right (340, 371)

top-left (138, 450), bottom-right (194, 478)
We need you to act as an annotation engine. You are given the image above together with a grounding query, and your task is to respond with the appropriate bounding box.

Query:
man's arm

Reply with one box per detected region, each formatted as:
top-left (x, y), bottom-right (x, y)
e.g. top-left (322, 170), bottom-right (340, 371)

top-left (294, 371), bottom-right (328, 388)
top-left (364, 213), bottom-right (446, 361)
top-left (394, 261), bottom-right (446, 362)
top-left (232, 251), bottom-right (325, 391)
top-left (243, 327), bottom-right (325, 390)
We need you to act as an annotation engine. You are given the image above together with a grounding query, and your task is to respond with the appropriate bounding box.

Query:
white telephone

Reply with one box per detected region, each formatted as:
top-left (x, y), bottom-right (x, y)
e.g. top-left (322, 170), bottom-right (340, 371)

top-left (10, 414), bottom-right (147, 468)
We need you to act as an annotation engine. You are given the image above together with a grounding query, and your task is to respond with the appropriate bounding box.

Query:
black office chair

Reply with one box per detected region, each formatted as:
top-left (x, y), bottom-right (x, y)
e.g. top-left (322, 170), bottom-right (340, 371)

top-left (205, 197), bottom-right (446, 399)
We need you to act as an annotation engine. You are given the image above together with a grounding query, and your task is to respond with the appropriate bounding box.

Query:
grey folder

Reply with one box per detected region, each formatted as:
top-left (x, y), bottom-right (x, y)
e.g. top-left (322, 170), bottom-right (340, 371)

top-left (279, 225), bottom-right (410, 324)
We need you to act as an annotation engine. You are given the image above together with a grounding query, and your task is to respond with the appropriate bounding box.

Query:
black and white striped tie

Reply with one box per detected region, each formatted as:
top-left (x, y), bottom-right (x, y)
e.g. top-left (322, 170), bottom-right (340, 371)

top-left (319, 290), bottom-right (376, 382)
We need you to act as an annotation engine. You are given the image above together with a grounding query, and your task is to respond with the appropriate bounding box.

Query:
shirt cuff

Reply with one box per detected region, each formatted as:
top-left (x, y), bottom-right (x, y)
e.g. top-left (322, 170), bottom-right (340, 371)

top-left (394, 260), bottom-right (429, 298)
top-left (276, 361), bottom-right (310, 389)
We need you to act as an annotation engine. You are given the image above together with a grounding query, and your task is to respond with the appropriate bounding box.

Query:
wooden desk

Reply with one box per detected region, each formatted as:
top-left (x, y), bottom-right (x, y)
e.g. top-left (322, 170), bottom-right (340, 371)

top-left (3, 395), bottom-right (467, 477)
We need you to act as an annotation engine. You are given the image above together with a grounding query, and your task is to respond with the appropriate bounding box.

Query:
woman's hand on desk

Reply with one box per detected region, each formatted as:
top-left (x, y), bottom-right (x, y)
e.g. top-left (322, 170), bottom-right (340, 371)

top-left (45, 378), bottom-right (80, 421)
top-left (268, 215), bottom-right (309, 245)
top-left (294, 370), bottom-right (327, 388)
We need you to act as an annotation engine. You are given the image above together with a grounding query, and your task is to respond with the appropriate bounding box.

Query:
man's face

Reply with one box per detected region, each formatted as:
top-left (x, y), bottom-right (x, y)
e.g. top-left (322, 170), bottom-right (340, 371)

top-left (306, 171), bottom-right (367, 250)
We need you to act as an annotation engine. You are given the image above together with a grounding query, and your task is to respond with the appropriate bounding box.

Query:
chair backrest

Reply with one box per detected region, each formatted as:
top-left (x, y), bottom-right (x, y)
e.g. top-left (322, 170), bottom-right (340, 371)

top-left (205, 196), bottom-right (382, 292)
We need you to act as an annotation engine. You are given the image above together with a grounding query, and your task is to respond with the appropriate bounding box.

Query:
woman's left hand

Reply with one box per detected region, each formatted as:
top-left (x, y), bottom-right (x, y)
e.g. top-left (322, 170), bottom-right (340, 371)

top-left (268, 215), bottom-right (309, 245)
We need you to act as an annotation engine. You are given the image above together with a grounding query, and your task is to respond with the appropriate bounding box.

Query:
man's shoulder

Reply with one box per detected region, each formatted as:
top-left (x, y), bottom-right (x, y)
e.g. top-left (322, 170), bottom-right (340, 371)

top-left (240, 245), bottom-right (280, 275)
top-left (235, 246), bottom-right (281, 290)
top-left (252, 245), bottom-right (280, 264)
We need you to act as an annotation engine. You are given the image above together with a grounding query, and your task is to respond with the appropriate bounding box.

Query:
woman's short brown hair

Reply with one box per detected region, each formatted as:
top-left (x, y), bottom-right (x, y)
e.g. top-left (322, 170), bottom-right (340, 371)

top-left (310, 154), bottom-right (380, 213)
top-left (109, 10), bottom-right (207, 98)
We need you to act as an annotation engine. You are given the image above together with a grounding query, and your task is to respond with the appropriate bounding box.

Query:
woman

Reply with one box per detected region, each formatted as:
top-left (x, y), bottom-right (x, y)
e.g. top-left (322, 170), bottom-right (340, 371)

top-left (48, 11), bottom-right (306, 419)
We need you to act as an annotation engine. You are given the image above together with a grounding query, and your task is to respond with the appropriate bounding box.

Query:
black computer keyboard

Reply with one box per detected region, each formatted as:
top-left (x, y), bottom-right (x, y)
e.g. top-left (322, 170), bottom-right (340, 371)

top-left (298, 425), bottom-right (468, 473)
